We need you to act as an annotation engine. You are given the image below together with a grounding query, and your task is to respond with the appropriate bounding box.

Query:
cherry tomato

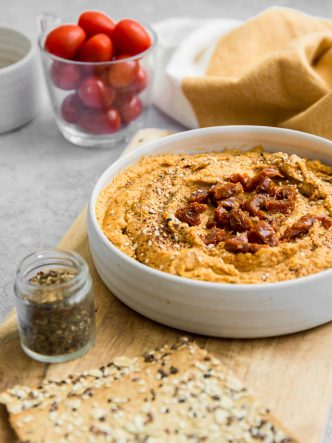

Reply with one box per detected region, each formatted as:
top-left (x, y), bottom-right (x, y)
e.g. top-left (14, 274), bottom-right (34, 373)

top-left (61, 93), bottom-right (84, 124)
top-left (124, 66), bottom-right (148, 94)
top-left (79, 33), bottom-right (113, 62)
top-left (78, 11), bottom-right (115, 37)
top-left (78, 76), bottom-right (116, 109)
top-left (45, 25), bottom-right (86, 59)
top-left (119, 95), bottom-right (142, 124)
top-left (112, 19), bottom-right (151, 56)
top-left (50, 61), bottom-right (82, 90)
top-left (108, 55), bottom-right (138, 88)
top-left (78, 108), bottom-right (121, 134)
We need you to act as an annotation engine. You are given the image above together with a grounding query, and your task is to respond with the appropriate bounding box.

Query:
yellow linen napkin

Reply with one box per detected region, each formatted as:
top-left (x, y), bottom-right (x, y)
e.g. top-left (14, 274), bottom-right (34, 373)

top-left (182, 7), bottom-right (332, 139)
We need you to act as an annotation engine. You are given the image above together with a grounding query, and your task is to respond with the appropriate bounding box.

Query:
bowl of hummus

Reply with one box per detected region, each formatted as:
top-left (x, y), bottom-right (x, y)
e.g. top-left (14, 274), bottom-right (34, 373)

top-left (88, 126), bottom-right (332, 337)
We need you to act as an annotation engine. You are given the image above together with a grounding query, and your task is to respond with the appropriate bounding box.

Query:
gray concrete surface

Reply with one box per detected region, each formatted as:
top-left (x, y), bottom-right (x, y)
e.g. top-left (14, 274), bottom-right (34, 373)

top-left (1, 1), bottom-right (331, 441)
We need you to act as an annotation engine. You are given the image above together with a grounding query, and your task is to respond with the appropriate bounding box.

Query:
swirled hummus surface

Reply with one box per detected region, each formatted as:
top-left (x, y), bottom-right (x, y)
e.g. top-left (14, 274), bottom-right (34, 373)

top-left (96, 148), bottom-right (332, 284)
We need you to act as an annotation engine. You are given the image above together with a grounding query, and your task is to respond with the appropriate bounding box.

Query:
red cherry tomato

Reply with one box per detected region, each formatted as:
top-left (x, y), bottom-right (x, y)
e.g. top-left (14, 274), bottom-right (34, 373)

top-left (61, 93), bottom-right (84, 124)
top-left (45, 25), bottom-right (86, 59)
top-left (79, 33), bottom-right (113, 62)
top-left (78, 11), bottom-right (115, 38)
top-left (50, 61), bottom-right (82, 90)
top-left (78, 108), bottom-right (121, 134)
top-left (108, 55), bottom-right (138, 88)
top-left (112, 19), bottom-right (151, 56)
top-left (124, 66), bottom-right (148, 94)
top-left (119, 95), bottom-right (142, 124)
top-left (78, 76), bottom-right (116, 109)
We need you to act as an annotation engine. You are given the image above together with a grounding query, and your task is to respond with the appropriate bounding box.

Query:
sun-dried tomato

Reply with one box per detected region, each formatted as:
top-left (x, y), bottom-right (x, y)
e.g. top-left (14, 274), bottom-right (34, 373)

top-left (209, 182), bottom-right (243, 202)
top-left (282, 215), bottom-right (315, 241)
top-left (224, 232), bottom-right (264, 253)
top-left (275, 185), bottom-right (296, 200)
top-left (255, 176), bottom-right (276, 194)
top-left (259, 166), bottom-right (284, 178)
top-left (188, 188), bottom-right (209, 204)
top-left (229, 208), bottom-right (253, 232)
top-left (189, 202), bottom-right (208, 214)
top-left (175, 202), bottom-right (207, 226)
top-left (175, 208), bottom-right (200, 226)
top-left (214, 205), bottom-right (230, 228)
top-left (264, 185), bottom-right (296, 215)
top-left (220, 197), bottom-right (240, 211)
top-left (228, 173), bottom-right (252, 191)
top-left (247, 221), bottom-right (277, 246)
top-left (265, 198), bottom-right (295, 214)
top-left (315, 215), bottom-right (332, 229)
top-left (176, 163), bottom-right (313, 252)
top-left (242, 194), bottom-right (267, 218)
top-left (247, 167), bottom-right (283, 192)
top-left (206, 218), bottom-right (217, 229)
top-left (283, 214), bottom-right (332, 241)
top-left (203, 227), bottom-right (227, 245)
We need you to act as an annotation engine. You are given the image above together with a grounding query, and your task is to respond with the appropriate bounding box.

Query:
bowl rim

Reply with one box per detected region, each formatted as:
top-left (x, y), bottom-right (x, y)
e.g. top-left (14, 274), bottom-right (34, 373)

top-left (0, 26), bottom-right (35, 75)
top-left (89, 125), bottom-right (332, 290)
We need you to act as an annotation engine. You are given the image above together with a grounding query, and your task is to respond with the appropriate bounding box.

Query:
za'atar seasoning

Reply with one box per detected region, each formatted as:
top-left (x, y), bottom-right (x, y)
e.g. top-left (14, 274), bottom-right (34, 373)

top-left (14, 250), bottom-right (96, 363)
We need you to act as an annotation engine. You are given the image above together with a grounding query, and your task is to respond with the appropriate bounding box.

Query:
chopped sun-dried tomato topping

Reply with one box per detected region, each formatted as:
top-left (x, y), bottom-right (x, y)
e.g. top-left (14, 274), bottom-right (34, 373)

top-left (241, 194), bottom-right (267, 218)
top-left (275, 185), bottom-right (296, 200)
top-left (175, 165), bottom-right (331, 253)
top-left (265, 197), bottom-right (295, 214)
top-left (224, 232), bottom-right (264, 253)
top-left (255, 176), bottom-right (276, 194)
top-left (282, 215), bottom-right (332, 241)
top-left (209, 182), bottom-right (243, 203)
top-left (175, 202), bottom-right (208, 227)
top-left (214, 206), bottom-right (230, 228)
top-left (258, 166), bottom-right (284, 178)
top-left (189, 202), bottom-right (208, 214)
top-left (203, 227), bottom-right (227, 245)
top-left (188, 188), bottom-right (209, 204)
top-left (247, 220), bottom-right (277, 246)
top-left (315, 215), bottom-right (332, 229)
top-left (206, 218), bottom-right (217, 229)
top-left (228, 173), bottom-right (252, 191)
top-left (228, 167), bottom-right (283, 193)
top-left (220, 197), bottom-right (240, 211)
top-left (229, 208), bottom-right (253, 233)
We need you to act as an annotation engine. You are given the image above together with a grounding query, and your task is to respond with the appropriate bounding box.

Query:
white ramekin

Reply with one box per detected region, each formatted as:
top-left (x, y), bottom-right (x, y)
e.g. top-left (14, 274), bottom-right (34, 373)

top-left (0, 27), bottom-right (40, 133)
top-left (88, 126), bottom-right (332, 338)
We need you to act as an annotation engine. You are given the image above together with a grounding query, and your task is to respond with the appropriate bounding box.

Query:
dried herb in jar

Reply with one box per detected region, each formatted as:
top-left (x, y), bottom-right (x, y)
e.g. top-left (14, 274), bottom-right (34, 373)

top-left (16, 268), bottom-right (95, 358)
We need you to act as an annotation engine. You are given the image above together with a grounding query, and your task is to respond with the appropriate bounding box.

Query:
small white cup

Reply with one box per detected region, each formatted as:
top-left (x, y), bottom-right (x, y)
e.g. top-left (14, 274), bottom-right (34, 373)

top-left (0, 27), bottom-right (40, 133)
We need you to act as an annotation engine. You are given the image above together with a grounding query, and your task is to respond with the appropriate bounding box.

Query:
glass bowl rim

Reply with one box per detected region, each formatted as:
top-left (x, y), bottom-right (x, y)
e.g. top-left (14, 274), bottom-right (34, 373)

top-left (38, 19), bottom-right (158, 65)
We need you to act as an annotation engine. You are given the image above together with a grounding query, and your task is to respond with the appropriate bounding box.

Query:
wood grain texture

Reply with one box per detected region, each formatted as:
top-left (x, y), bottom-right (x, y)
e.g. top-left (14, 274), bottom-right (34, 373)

top-left (1, 128), bottom-right (332, 443)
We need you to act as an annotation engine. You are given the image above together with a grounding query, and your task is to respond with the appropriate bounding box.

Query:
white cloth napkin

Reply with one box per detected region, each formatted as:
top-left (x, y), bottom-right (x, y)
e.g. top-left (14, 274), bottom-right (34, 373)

top-left (152, 18), bottom-right (241, 128)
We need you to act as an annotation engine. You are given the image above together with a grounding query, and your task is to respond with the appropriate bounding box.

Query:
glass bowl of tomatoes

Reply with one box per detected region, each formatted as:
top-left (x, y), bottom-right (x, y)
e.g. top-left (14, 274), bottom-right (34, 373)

top-left (38, 11), bottom-right (157, 148)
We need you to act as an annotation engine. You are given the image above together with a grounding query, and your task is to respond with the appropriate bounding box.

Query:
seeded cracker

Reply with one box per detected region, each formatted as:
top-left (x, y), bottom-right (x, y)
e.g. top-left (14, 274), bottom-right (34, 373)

top-left (0, 338), bottom-right (298, 442)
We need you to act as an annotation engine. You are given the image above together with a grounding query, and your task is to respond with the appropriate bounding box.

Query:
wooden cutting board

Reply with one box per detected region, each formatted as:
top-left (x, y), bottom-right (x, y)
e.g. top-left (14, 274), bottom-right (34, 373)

top-left (1, 128), bottom-right (332, 443)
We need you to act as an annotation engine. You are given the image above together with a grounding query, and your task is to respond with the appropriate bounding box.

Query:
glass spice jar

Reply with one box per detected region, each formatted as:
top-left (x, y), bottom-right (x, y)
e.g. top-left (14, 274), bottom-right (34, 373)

top-left (14, 249), bottom-right (96, 363)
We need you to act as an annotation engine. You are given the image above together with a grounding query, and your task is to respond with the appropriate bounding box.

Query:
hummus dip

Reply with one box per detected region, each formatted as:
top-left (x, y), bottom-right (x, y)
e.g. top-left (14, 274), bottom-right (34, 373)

top-left (96, 148), bottom-right (332, 284)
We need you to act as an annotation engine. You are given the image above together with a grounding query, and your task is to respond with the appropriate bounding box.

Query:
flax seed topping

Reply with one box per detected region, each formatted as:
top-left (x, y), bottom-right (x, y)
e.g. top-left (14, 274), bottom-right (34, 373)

top-left (0, 338), bottom-right (297, 442)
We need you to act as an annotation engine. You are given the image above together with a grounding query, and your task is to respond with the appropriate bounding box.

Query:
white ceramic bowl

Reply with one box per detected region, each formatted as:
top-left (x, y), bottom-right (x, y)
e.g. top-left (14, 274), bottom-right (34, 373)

top-left (0, 27), bottom-right (40, 133)
top-left (88, 126), bottom-right (332, 338)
